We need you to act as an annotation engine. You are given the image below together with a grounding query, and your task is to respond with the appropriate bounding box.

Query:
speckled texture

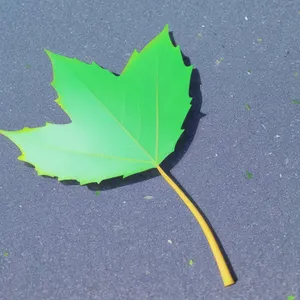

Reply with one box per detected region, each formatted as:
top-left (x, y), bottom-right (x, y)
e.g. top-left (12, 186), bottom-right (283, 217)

top-left (0, 1), bottom-right (300, 299)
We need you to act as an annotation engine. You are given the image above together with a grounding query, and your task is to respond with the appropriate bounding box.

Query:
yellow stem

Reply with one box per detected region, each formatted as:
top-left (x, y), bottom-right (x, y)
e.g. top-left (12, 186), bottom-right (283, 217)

top-left (157, 165), bottom-right (235, 287)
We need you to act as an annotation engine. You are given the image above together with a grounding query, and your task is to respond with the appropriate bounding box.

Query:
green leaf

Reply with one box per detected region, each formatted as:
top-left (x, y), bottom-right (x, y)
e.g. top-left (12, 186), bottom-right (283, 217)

top-left (189, 259), bottom-right (194, 266)
top-left (0, 25), bottom-right (192, 185)
top-left (245, 104), bottom-right (251, 111)
top-left (95, 191), bottom-right (100, 196)
top-left (287, 296), bottom-right (295, 300)
top-left (292, 99), bottom-right (300, 104)
top-left (257, 38), bottom-right (263, 42)
top-left (246, 171), bottom-right (253, 179)
top-left (3, 252), bottom-right (9, 257)
top-left (0, 25), bottom-right (236, 287)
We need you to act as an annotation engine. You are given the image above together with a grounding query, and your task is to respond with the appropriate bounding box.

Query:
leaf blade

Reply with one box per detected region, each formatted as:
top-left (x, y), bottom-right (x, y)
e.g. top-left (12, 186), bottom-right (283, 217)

top-left (1, 26), bottom-right (192, 184)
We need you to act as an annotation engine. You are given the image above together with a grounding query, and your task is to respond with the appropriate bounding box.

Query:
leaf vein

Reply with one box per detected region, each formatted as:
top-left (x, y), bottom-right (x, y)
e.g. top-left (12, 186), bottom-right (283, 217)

top-left (72, 72), bottom-right (157, 166)
top-left (46, 144), bottom-right (152, 164)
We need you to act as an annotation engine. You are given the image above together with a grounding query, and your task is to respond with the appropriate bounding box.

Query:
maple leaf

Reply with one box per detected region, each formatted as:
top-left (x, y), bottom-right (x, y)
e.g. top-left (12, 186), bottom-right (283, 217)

top-left (0, 25), bottom-right (234, 287)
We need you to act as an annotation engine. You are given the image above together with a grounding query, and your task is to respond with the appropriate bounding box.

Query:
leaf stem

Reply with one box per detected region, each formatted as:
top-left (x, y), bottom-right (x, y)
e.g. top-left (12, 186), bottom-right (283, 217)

top-left (157, 165), bottom-right (235, 287)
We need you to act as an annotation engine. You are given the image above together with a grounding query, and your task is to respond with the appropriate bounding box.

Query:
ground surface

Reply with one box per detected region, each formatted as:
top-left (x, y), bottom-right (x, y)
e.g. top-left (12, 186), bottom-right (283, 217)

top-left (0, 1), bottom-right (300, 299)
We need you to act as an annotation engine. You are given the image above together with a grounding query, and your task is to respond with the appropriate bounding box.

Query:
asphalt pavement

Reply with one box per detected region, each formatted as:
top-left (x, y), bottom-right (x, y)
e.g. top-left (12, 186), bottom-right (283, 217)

top-left (0, 1), bottom-right (299, 299)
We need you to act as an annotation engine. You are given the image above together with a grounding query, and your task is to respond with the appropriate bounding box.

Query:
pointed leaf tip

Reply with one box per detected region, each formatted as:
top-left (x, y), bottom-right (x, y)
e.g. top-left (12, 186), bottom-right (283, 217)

top-left (44, 49), bottom-right (54, 58)
top-left (44, 49), bottom-right (58, 64)
top-left (17, 154), bottom-right (24, 161)
top-left (44, 49), bottom-right (65, 62)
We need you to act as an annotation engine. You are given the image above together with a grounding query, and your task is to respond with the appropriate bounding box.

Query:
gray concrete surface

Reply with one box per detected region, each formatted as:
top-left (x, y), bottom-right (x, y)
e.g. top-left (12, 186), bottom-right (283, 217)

top-left (0, 0), bottom-right (300, 299)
